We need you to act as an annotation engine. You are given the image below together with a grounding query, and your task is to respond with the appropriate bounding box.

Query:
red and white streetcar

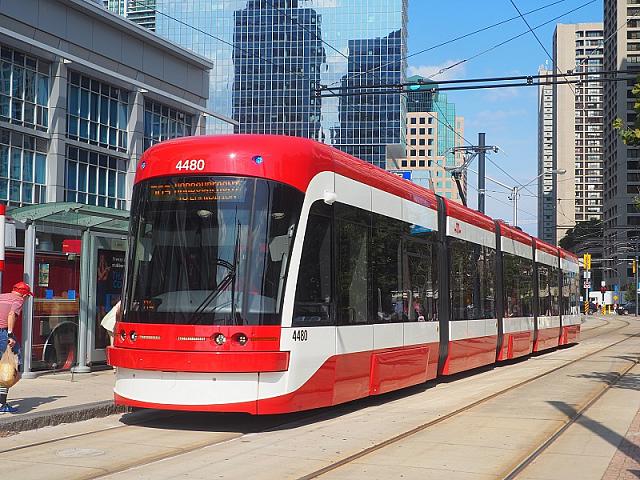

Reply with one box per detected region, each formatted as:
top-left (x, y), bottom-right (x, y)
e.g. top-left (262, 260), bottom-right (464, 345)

top-left (107, 135), bottom-right (581, 414)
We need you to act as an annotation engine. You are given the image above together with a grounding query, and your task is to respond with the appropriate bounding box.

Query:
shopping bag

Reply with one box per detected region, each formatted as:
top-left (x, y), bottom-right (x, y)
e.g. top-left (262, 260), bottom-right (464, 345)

top-left (0, 346), bottom-right (19, 388)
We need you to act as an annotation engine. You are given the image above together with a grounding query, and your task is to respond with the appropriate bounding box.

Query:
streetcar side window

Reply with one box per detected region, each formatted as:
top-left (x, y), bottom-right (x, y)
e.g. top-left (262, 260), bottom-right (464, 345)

top-left (502, 253), bottom-right (534, 318)
top-left (293, 201), bottom-right (334, 327)
top-left (371, 214), bottom-right (406, 324)
top-left (405, 239), bottom-right (438, 322)
top-left (336, 204), bottom-right (370, 326)
top-left (550, 266), bottom-right (561, 316)
top-left (537, 263), bottom-right (561, 316)
top-left (449, 238), bottom-right (496, 320)
top-left (562, 270), bottom-right (578, 316)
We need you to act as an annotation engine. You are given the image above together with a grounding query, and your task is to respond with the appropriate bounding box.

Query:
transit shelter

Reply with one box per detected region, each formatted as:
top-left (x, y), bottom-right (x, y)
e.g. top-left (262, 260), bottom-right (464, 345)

top-left (7, 202), bottom-right (128, 377)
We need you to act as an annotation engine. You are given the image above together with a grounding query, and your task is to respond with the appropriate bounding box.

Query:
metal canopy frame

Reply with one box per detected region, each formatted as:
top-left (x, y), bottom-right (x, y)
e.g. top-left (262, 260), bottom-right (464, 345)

top-left (7, 202), bottom-right (130, 376)
top-left (8, 202), bottom-right (130, 235)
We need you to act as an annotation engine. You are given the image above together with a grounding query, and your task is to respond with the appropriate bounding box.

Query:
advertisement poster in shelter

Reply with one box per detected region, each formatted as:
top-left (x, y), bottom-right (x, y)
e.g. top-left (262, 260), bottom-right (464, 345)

top-left (95, 249), bottom-right (125, 349)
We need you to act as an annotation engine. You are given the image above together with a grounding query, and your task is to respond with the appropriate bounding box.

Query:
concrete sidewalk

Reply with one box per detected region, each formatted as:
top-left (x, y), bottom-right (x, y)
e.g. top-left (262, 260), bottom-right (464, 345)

top-left (0, 368), bottom-right (122, 434)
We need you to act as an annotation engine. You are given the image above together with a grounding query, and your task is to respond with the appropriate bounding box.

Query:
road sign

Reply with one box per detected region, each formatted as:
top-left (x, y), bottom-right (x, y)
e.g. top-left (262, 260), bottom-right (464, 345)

top-left (389, 170), bottom-right (412, 180)
top-left (583, 281), bottom-right (591, 289)
top-left (614, 295), bottom-right (619, 302)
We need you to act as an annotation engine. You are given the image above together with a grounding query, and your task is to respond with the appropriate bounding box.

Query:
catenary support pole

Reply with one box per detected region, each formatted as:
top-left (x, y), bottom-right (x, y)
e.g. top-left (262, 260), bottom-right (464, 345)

top-left (513, 186), bottom-right (518, 227)
top-left (478, 132), bottom-right (486, 214)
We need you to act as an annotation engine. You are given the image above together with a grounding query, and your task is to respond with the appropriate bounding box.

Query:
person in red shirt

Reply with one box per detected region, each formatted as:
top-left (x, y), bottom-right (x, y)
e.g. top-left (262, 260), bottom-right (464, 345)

top-left (0, 282), bottom-right (32, 413)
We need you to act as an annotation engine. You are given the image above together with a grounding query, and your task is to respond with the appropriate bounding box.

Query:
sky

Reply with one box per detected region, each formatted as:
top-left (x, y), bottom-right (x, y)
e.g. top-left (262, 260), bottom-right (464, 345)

top-left (407, 0), bottom-right (603, 235)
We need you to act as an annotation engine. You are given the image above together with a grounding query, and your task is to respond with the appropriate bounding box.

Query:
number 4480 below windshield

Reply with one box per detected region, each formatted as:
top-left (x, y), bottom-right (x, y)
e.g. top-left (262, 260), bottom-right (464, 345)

top-left (125, 176), bottom-right (304, 326)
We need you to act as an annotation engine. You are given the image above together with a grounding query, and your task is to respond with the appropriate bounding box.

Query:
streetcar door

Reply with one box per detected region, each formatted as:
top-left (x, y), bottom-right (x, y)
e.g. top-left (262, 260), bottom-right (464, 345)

top-left (333, 197), bottom-right (374, 403)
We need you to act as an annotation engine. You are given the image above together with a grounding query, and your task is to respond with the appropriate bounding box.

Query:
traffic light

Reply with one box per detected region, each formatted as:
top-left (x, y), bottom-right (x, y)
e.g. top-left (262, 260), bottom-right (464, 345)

top-left (583, 253), bottom-right (591, 270)
top-left (633, 259), bottom-right (637, 274)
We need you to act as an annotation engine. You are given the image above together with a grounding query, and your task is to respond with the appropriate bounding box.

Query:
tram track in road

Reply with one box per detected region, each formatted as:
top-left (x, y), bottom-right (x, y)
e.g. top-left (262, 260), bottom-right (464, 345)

top-left (0, 400), bottom-right (332, 480)
top-left (1, 317), bottom-right (618, 460)
top-left (296, 322), bottom-right (638, 480)
top-left (501, 355), bottom-right (640, 479)
top-left (2, 317), bottom-right (629, 480)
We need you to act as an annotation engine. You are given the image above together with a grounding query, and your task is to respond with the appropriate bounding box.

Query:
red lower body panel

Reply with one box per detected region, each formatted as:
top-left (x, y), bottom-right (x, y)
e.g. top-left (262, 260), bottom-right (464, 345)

top-left (114, 343), bottom-right (438, 414)
top-left (498, 332), bottom-right (533, 361)
top-left (441, 336), bottom-right (498, 375)
top-left (534, 327), bottom-right (561, 352)
top-left (560, 325), bottom-right (580, 345)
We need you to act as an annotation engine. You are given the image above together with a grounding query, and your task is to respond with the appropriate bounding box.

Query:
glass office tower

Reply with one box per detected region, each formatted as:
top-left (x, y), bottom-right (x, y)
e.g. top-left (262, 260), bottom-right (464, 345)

top-left (152, 0), bottom-right (407, 167)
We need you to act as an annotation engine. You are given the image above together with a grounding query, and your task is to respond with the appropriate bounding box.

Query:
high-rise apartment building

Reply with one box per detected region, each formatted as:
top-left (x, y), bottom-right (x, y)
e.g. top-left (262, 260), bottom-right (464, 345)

top-left (550, 24), bottom-right (604, 245)
top-left (111, 0), bottom-right (408, 168)
top-left (603, 1), bottom-right (640, 288)
top-left (104, 1), bottom-right (157, 31)
top-left (538, 65), bottom-right (555, 243)
top-left (390, 76), bottom-right (466, 202)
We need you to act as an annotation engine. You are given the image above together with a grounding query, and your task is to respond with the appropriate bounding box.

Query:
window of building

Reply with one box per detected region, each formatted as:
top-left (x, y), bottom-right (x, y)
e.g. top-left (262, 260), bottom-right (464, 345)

top-left (418, 160), bottom-right (425, 167)
top-left (0, 127), bottom-right (47, 205)
top-left (419, 117), bottom-right (425, 124)
top-left (0, 45), bottom-right (49, 131)
top-left (67, 72), bottom-right (128, 152)
top-left (410, 117), bottom-right (416, 124)
top-left (65, 145), bottom-right (127, 209)
top-left (419, 128), bottom-right (425, 135)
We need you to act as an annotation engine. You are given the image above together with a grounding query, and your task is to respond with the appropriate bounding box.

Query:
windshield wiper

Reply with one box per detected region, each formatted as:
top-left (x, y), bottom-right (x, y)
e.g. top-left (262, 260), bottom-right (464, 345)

top-left (190, 221), bottom-right (242, 325)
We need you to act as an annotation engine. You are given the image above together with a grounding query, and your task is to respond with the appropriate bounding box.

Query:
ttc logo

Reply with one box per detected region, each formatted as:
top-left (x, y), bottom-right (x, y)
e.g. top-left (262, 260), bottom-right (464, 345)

top-left (454, 222), bottom-right (462, 234)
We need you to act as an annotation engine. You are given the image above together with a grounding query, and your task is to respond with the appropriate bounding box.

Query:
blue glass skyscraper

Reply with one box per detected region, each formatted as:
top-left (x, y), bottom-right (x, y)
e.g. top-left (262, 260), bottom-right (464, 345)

top-left (148, 0), bottom-right (407, 166)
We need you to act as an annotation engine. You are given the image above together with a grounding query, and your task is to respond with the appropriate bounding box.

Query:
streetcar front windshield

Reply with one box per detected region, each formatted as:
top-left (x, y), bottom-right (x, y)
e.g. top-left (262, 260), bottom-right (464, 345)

top-left (125, 176), bottom-right (304, 325)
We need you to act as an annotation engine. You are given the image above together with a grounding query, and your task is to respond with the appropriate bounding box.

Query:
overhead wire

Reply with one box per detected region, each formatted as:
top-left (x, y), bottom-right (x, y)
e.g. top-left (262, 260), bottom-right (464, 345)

top-left (428, 0), bottom-right (597, 81)
top-left (508, 0), bottom-right (576, 95)
top-left (325, 0), bottom-right (574, 88)
top-left (467, 184), bottom-right (537, 220)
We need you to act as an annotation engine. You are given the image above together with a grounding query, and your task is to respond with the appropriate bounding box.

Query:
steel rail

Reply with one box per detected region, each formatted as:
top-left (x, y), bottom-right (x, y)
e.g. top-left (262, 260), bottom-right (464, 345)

top-left (297, 319), bottom-right (633, 480)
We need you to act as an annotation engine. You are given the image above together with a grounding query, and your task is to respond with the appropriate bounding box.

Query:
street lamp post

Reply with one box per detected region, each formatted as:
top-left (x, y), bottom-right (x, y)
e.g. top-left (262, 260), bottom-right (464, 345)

top-left (509, 168), bottom-right (566, 228)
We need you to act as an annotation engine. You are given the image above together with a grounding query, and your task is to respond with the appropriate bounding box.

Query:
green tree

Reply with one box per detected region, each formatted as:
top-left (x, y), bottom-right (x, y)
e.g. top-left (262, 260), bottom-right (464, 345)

top-left (558, 219), bottom-right (603, 251)
top-left (625, 284), bottom-right (636, 302)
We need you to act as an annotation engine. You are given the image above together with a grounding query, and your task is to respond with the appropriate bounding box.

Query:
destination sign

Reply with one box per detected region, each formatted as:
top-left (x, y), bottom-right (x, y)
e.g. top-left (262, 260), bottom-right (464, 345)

top-left (149, 179), bottom-right (246, 202)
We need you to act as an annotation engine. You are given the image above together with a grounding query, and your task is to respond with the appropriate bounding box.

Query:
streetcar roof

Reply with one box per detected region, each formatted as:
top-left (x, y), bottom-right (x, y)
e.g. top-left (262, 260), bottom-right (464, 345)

top-left (498, 221), bottom-right (533, 247)
top-left (534, 237), bottom-right (559, 256)
top-left (135, 135), bottom-right (438, 211)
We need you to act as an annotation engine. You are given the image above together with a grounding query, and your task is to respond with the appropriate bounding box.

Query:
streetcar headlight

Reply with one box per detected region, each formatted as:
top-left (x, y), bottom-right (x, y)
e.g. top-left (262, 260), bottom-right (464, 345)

top-left (213, 333), bottom-right (226, 345)
top-left (119, 330), bottom-right (126, 342)
top-left (130, 331), bottom-right (138, 342)
top-left (235, 333), bottom-right (248, 346)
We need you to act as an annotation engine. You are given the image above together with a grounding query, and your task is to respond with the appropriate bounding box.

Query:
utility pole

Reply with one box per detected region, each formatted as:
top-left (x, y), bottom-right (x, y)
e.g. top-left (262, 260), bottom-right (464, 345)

top-left (478, 133), bottom-right (486, 213)
top-left (511, 186), bottom-right (518, 228)
top-left (449, 133), bottom-right (498, 215)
